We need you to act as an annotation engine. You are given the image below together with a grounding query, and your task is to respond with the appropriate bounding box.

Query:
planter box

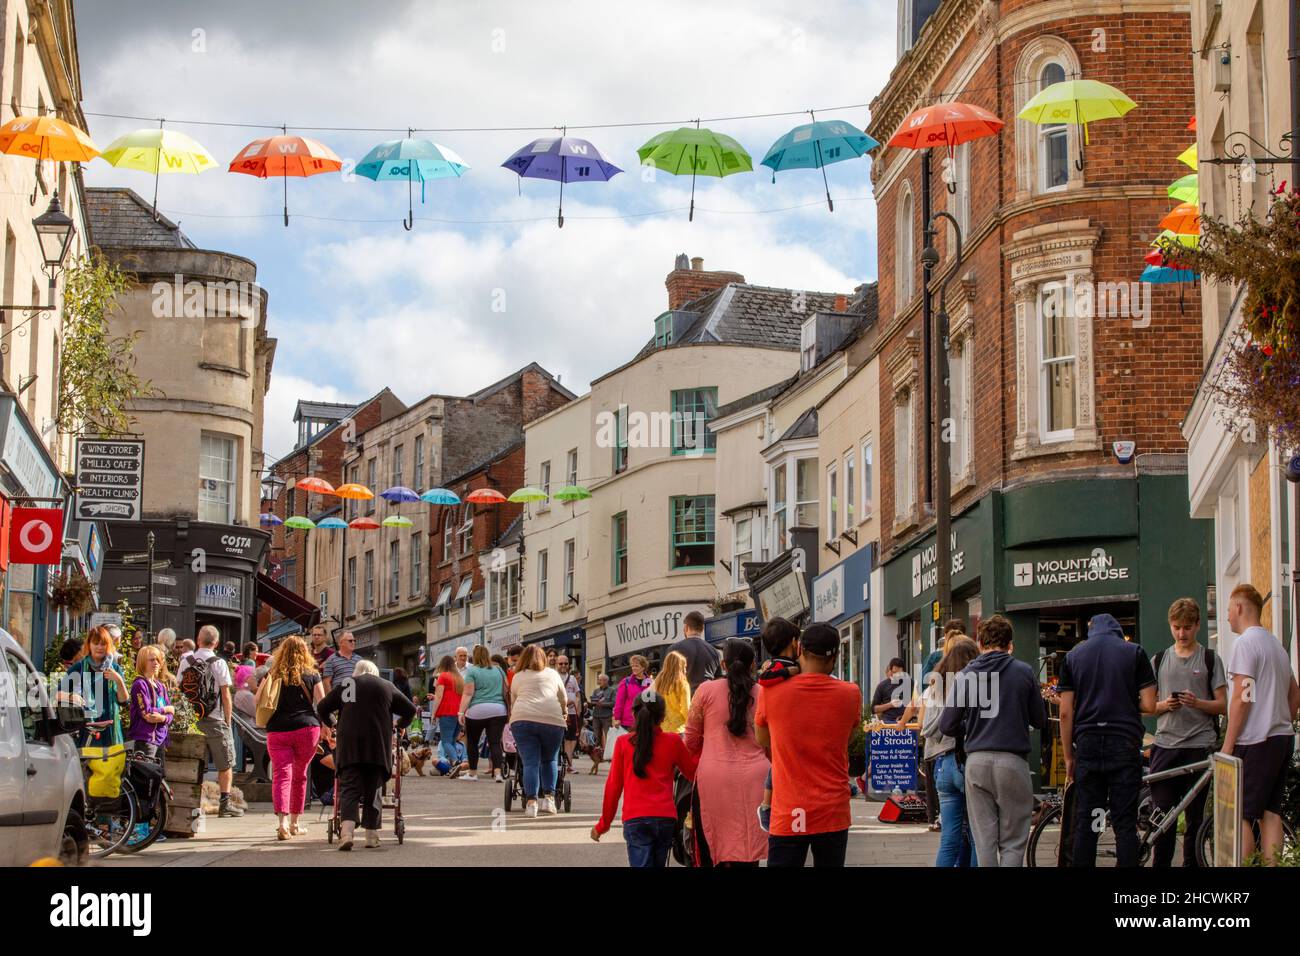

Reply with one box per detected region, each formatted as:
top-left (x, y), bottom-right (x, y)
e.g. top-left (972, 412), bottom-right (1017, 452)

top-left (165, 732), bottom-right (208, 762)
top-left (233, 773), bottom-right (272, 804)
top-left (164, 803), bottom-right (201, 837)
top-left (168, 782), bottom-right (203, 811)
top-left (164, 756), bottom-right (204, 785)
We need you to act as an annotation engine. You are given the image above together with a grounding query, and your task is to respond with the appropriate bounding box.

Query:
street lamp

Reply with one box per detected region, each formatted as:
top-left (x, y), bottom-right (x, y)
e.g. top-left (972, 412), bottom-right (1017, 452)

top-left (0, 190), bottom-right (76, 319)
top-left (260, 473), bottom-right (286, 505)
top-left (921, 210), bottom-right (964, 636)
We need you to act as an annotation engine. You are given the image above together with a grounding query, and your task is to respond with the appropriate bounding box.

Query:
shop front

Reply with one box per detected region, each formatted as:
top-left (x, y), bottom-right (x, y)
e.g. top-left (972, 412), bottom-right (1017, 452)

top-left (521, 620), bottom-right (585, 675)
top-left (602, 602), bottom-right (709, 680)
top-left (746, 527), bottom-right (819, 629)
top-left (424, 627), bottom-right (483, 676)
top-left (703, 607), bottom-right (760, 646)
top-left (810, 542), bottom-right (875, 696)
top-left (375, 609), bottom-right (428, 674)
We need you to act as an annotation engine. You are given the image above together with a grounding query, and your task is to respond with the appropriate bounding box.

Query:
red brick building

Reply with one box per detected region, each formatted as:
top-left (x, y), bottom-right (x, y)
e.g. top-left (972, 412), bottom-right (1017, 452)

top-left (870, 0), bottom-right (1213, 718)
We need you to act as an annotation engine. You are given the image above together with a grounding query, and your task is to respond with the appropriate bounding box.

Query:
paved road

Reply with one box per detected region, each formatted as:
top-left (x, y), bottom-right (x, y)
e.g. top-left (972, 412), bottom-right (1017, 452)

top-left (104, 762), bottom-right (939, 867)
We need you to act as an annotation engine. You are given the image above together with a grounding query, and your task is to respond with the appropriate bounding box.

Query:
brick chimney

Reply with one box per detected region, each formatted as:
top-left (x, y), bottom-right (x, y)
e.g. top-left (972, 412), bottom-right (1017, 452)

top-left (665, 253), bottom-right (745, 310)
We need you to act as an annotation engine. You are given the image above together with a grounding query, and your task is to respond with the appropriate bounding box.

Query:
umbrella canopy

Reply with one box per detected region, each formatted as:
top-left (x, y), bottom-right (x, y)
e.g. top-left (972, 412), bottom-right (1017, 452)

top-left (228, 133), bottom-right (343, 226)
top-left (637, 126), bottom-right (753, 221)
top-left (100, 126), bottom-right (217, 218)
top-left (1178, 144), bottom-right (1198, 170)
top-left (1140, 264), bottom-right (1198, 284)
top-left (334, 483), bottom-right (374, 500)
top-left (348, 517), bottom-right (381, 530)
top-left (886, 102), bottom-right (1004, 156)
top-left (1159, 202), bottom-right (1201, 235)
top-left (259, 513), bottom-right (283, 527)
top-left (381, 515), bottom-right (414, 528)
top-left (356, 136), bottom-right (470, 230)
top-left (1018, 79), bottom-right (1136, 172)
top-left (379, 486), bottom-right (420, 504)
top-left (296, 476), bottom-right (336, 495)
top-left (420, 488), bottom-right (461, 505)
top-left (1152, 228), bottom-right (1199, 249)
top-left (464, 488), bottom-right (507, 505)
top-left (0, 115), bottom-right (100, 163)
top-left (284, 516), bottom-right (316, 530)
top-left (1168, 173), bottom-right (1198, 204)
top-left (502, 134), bottom-right (622, 228)
top-left (1144, 248), bottom-right (1165, 267)
top-left (761, 117), bottom-right (879, 211)
top-left (552, 485), bottom-right (592, 502)
top-left (317, 517), bottom-right (348, 529)
top-left (507, 486), bottom-right (548, 503)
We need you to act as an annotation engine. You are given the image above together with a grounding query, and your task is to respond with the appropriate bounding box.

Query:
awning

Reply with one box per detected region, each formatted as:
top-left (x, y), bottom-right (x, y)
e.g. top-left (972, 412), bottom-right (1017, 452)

top-left (434, 584), bottom-right (452, 608)
top-left (256, 572), bottom-right (321, 627)
top-left (455, 576), bottom-right (474, 602)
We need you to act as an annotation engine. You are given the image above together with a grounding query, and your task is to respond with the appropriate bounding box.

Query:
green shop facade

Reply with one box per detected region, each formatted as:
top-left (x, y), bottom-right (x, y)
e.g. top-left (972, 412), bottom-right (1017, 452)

top-left (881, 474), bottom-right (1213, 787)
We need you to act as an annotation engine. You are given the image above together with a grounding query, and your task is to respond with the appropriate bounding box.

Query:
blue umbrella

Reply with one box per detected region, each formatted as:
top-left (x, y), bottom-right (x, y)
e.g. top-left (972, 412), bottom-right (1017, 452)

top-left (501, 131), bottom-right (622, 228)
top-left (761, 115), bottom-right (879, 212)
top-left (419, 488), bottom-right (461, 505)
top-left (380, 485), bottom-right (420, 504)
top-left (259, 513), bottom-right (283, 527)
top-left (317, 517), bottom-right (348, 529)
top-left (356, 133), bottom-right (470, 230)
top-left (1139, 264), bottom-right (1197, 283)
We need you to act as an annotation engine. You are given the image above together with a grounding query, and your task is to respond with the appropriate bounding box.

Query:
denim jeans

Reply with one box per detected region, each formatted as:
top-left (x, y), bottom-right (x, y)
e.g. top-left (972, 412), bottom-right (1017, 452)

top-left (1071, 733), bottom-right (1143, 868)
top-left (934, 752), bottom-right (976, 867)
top-left (437, 715), bottom-right (466, 764)
top-left (511, 720), bottom-right (564, 799)
top-left (623, 816), bottom-right (676, 867)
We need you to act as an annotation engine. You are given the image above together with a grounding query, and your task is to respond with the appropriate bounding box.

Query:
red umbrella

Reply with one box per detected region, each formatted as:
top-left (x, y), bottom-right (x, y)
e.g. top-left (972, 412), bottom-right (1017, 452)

top-left (348, 517), bottom-right (381, 530)
top-left (465, 488), bottom-right (507, 504)
top-left (886, 102), bottom-right (1003, 193)
top-left (1144, 248), bottom-right (1164, 267)
top-left (296, 476), bottom-right (335, 495)
top-left (229, 132), bottom-right (343, 226)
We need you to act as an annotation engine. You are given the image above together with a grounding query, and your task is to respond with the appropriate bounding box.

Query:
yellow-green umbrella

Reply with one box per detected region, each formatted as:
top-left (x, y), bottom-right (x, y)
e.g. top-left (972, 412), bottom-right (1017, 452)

top-left (99, 126), bottom-right (217, 216)
top-left (1017, 79), bottom-right (1137, 171)
top-left (507, 486), bottom-right (548, 503)
top-left (1178, 144), bottom-right (1198, 171)
top-left (1168, 173), bottom-right (1198, 204)
top-left (1151, 228), bottom-right (1199, 250)
top-left (381, 515), bottom-right (413, 528)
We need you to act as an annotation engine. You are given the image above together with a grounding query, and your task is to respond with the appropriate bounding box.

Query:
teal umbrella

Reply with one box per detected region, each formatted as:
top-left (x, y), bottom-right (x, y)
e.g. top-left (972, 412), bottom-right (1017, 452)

top-left (356, 133), bottom-right (470, 230)
top-left (317, 517), bottom-right (347, 529)
top-left (761, 115), bottom-right (879, 212)
top-left (637, 124), bottom-right (752, 221)
top-left (420, 488), bottom-right (460, 505)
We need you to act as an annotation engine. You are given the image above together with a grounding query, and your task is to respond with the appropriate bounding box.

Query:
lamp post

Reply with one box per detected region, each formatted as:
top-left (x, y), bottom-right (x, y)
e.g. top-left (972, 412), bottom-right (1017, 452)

top-left (0, 190), bottom-right (76, 324)
top-left (920, 210), bottom-right (964, 635)
top-left (260, 473), bottom-right (286, 507)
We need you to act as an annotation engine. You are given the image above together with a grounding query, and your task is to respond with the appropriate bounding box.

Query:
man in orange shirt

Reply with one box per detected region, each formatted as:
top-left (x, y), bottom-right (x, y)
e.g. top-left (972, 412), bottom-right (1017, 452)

top-left (755, 623), bottom-right (863, 867)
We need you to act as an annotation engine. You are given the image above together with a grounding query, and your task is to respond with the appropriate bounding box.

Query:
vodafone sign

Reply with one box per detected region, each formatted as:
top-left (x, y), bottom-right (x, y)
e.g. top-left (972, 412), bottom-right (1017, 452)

top-left (9, 507), bottom-right (63, 564)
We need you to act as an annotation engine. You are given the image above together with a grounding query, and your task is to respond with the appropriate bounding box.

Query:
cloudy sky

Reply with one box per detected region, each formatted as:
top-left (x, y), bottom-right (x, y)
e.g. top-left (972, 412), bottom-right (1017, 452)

top-left (75, 0), bottom-right (897, 463)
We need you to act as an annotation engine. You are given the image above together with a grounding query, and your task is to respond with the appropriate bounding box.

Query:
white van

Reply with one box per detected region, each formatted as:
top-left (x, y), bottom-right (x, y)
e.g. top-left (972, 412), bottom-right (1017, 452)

top-left (0, 629), bottom-right (87, 866)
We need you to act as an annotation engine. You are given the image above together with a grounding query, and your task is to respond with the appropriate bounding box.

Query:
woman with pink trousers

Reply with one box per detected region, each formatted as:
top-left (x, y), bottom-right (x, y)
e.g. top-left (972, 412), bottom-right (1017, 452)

top-left (684, 638), bottom-right (770, 866)
top-left (261, 636), bottom-right (326, 840)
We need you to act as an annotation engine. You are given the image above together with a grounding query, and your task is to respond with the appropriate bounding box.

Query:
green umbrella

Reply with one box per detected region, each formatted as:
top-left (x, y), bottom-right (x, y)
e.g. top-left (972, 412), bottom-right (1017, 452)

top-left (507, 486), bottom-right (549, 503)
top-left (284, 516), bottom-right (315, 530)
top-left (381, 515), bottom-right (413, 528)
top-left (552, 485), bottom-right (592, 502)
top-left (637, 124), bottom-right (753, 221)
top-left (1168, 173), bottom-right (1198, 204)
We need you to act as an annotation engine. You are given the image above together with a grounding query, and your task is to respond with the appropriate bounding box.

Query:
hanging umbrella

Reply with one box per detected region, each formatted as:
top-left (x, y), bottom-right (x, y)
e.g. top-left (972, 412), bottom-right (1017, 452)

top-left (296, 476), bottom-right (336, 495)
top-left (637, 125), bottom-right (752, 221)
top-left (501, 132), bottom-right (622, 228)
top-left (464, 488), bottom-right (507, 505)
top-left (259, 513), bottom-right (283, 527)
top-left (420, 488), bottom-right (461, 505)
top-left (317, 517), bottom-right (348, 529)
top-left (334, 483), bottom-right (374, 500)
top-left (886, 102), bottom-right (1004, 193)
top-left (552, 485), bottom-right (592, 502)
top-left (349, 517), bottom-right (381, 530)
top-left (382, 515), bottom-right (414, 528)
top-left (228, 132), bottom-right (343, 226)
top-left (1159, 202), bottom-right (1200, 235)
top-left (1152, 228), bottom-right (1199, 250)
top-left (507, 486), bottom-right (548, 503)
top-left (99, 125), bottom-right (217, 217)
top-left (1017, 79), bottom-right (1137, 172)
top-left (379, 486), bottom-right (420, 504)
top-left (1168, 173), bottom-right (1198, 204)
top-left (761, 115), bottom-right (879, 211)
top-left (0, 115), bottom-right (100, 202)
top-left (284, 516), bottom-right (316, 530)
top-left (1140, 264), bottom-right (1198, 283)
top-left (1188, 116), bottom-right (1197, 132)
top-left (1144, 248), bottom-right (1165, 267)
top-left (356, 133), bottom-right (469, 230)
top-left (1178, 144), bottom-right (1198, 170)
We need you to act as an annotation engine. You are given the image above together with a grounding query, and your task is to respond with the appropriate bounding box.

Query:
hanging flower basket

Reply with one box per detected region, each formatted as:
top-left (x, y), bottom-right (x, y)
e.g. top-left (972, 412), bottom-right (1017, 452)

top-left (49, 570), bottom-right (94, 616)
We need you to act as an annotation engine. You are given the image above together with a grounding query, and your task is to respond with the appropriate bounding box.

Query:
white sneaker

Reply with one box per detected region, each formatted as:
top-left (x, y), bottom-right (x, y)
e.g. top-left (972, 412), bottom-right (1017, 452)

top-left (364, 829), bottom-right (380, 848)
top-left (460, 773), bottom-right (478, 781)
top-left (541, 795), bottom-right (558, 815)
top-left (493, 770), bottom-right (503, 783)
top-left (524, 800), bottom-right (539, 818)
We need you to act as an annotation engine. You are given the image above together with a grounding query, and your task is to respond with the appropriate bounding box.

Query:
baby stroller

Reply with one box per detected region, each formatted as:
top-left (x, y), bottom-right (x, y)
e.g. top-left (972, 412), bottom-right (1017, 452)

top-left (326, 731), bottom-right (405, 845)
top-left (501, 723), bottom-right (572, 812)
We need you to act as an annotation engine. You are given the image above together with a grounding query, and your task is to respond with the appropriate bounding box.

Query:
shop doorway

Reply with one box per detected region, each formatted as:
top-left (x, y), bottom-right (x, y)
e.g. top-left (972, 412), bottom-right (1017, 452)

top-left (195, 610), bottom-right (244, 650)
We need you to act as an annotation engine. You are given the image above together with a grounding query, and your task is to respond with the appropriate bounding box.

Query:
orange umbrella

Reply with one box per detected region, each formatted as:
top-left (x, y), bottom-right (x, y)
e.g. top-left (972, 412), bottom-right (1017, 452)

top-left (1158, 202), bottom-right (1200, 235)
top-left (334, 483), bottom-right (374, 500)
top-left (296, 476), bottom-right (336, 495)
top-left (464, 488), bottom-right (507, 504)
top-left (229, 132), bottom-right (343, 226)
top-left (887, 102), bottom-right (1003, 193)
top-left (0, 115), bottom-right (100, 162)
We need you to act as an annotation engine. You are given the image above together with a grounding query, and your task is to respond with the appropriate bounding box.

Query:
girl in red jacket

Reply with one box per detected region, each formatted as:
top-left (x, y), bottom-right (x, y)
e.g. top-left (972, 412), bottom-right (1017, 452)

top-left (591, 690), bottom-right (698, 867)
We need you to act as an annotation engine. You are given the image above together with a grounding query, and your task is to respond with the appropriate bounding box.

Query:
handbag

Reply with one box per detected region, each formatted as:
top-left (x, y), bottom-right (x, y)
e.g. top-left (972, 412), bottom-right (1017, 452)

top-left (254, 674), bottom-right (282, 728)
top-left (604, 724), bottom-right (627, 757)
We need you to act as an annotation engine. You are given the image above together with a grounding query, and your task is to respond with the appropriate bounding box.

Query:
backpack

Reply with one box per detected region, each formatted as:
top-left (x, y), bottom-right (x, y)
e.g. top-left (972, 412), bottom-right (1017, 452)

top-left (1152, 647), bottom-right (1223, 737)
top-left (179, 654), bottom-right (221, 720)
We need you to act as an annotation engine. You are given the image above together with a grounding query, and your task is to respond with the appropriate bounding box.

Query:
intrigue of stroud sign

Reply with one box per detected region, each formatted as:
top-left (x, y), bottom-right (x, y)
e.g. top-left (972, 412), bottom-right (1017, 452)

top-left (74, 439), bottom-right (145, 522)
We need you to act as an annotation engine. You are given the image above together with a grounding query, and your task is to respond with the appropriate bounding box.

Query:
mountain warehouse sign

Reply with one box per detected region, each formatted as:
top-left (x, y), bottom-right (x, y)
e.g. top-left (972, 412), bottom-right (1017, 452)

top-left (1005, 541), bottom-right (1139, 604)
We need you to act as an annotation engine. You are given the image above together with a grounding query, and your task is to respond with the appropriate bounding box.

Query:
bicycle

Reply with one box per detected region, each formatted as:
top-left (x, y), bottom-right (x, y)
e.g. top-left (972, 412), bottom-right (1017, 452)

top-left (80, 751), bottom-right (137, 859)
top-left (1027, 756), bottom-right (1298, 866)
top-left (118, 751), bottom-right (171, 854)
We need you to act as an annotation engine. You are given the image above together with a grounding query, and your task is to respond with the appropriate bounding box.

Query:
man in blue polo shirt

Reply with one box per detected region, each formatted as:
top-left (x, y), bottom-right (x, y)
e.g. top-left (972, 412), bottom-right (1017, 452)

top-left (1057, 613), bottom-right (1158, 867)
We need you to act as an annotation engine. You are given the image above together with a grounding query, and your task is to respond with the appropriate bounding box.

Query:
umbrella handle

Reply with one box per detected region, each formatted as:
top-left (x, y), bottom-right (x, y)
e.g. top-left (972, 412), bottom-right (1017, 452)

top-left (946, 179), bottom-right (957, 195)
top-left (558, 156), bottom-right (565, 228)
top-left (404, 165), bottom-right (414, 230)
top-left (283, 171), bottom-right (290, 227)
top-left (689, 145), bottom-right (698, 222)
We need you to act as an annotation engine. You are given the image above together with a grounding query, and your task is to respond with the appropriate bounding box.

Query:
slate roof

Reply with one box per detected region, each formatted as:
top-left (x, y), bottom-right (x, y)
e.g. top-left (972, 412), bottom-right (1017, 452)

top-left (85, 187), bottom-right (197, 250)
top-left (773, 406), bottom-right (818, 444)
top-left (294, 399), bottom-right (355, 423)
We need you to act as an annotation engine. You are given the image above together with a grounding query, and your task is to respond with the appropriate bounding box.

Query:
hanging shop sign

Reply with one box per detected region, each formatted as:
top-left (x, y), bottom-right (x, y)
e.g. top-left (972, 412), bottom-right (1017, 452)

top-left (73, 438), bottom-right (145, 522)
top-left (0, 396), bottom-right (60, 499)
top-left (813, 544), bottom-right (874, 625)
top-left (605, 604), bottom-right (708, 657)
top-left (756, 570), bottom-right (808, 623)
top-left (1005, 539), bottom-right (1139, 605)
top-left (704, 608), bottom-right (761, 644)
top-left (8, 507), bottom-right (64, 564)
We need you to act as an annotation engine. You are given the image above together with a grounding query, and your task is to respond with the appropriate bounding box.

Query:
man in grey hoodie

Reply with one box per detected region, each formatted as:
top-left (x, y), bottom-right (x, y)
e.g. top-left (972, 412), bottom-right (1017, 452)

top-left (939, 614), bottom-right (1046, 866)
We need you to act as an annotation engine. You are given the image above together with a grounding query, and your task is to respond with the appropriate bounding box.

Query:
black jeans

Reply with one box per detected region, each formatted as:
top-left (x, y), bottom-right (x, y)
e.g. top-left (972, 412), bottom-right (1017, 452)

top-left (337, 763), bottom-right (385, 830)
top-left (923, 756), bottom-right (939, 825)
top-left (1071, 733), bottom-right (1143, 867)
top-left (464, 714), bottom-right (507, 772)
top-left (1149, 745), bottom-right (1212, 867)
top-left (767, 828), bottom-right (850, 868)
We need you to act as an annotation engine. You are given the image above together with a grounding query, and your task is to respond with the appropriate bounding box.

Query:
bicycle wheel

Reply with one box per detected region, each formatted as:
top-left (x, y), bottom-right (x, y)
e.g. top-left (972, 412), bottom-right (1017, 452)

top-left (1027, 805), bottom-right (1065, 867)
top-left (120, 787), bottom-right (166, 854)
top-left (1196, 813), bottom-right (1298, 866)
top-left (85, 788), bottom-right (137, 859)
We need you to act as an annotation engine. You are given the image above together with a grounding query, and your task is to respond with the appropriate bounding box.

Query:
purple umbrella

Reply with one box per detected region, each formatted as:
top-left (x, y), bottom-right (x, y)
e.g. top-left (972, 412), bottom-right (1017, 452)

top-left (501, 130), bottom-right (622, 227)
